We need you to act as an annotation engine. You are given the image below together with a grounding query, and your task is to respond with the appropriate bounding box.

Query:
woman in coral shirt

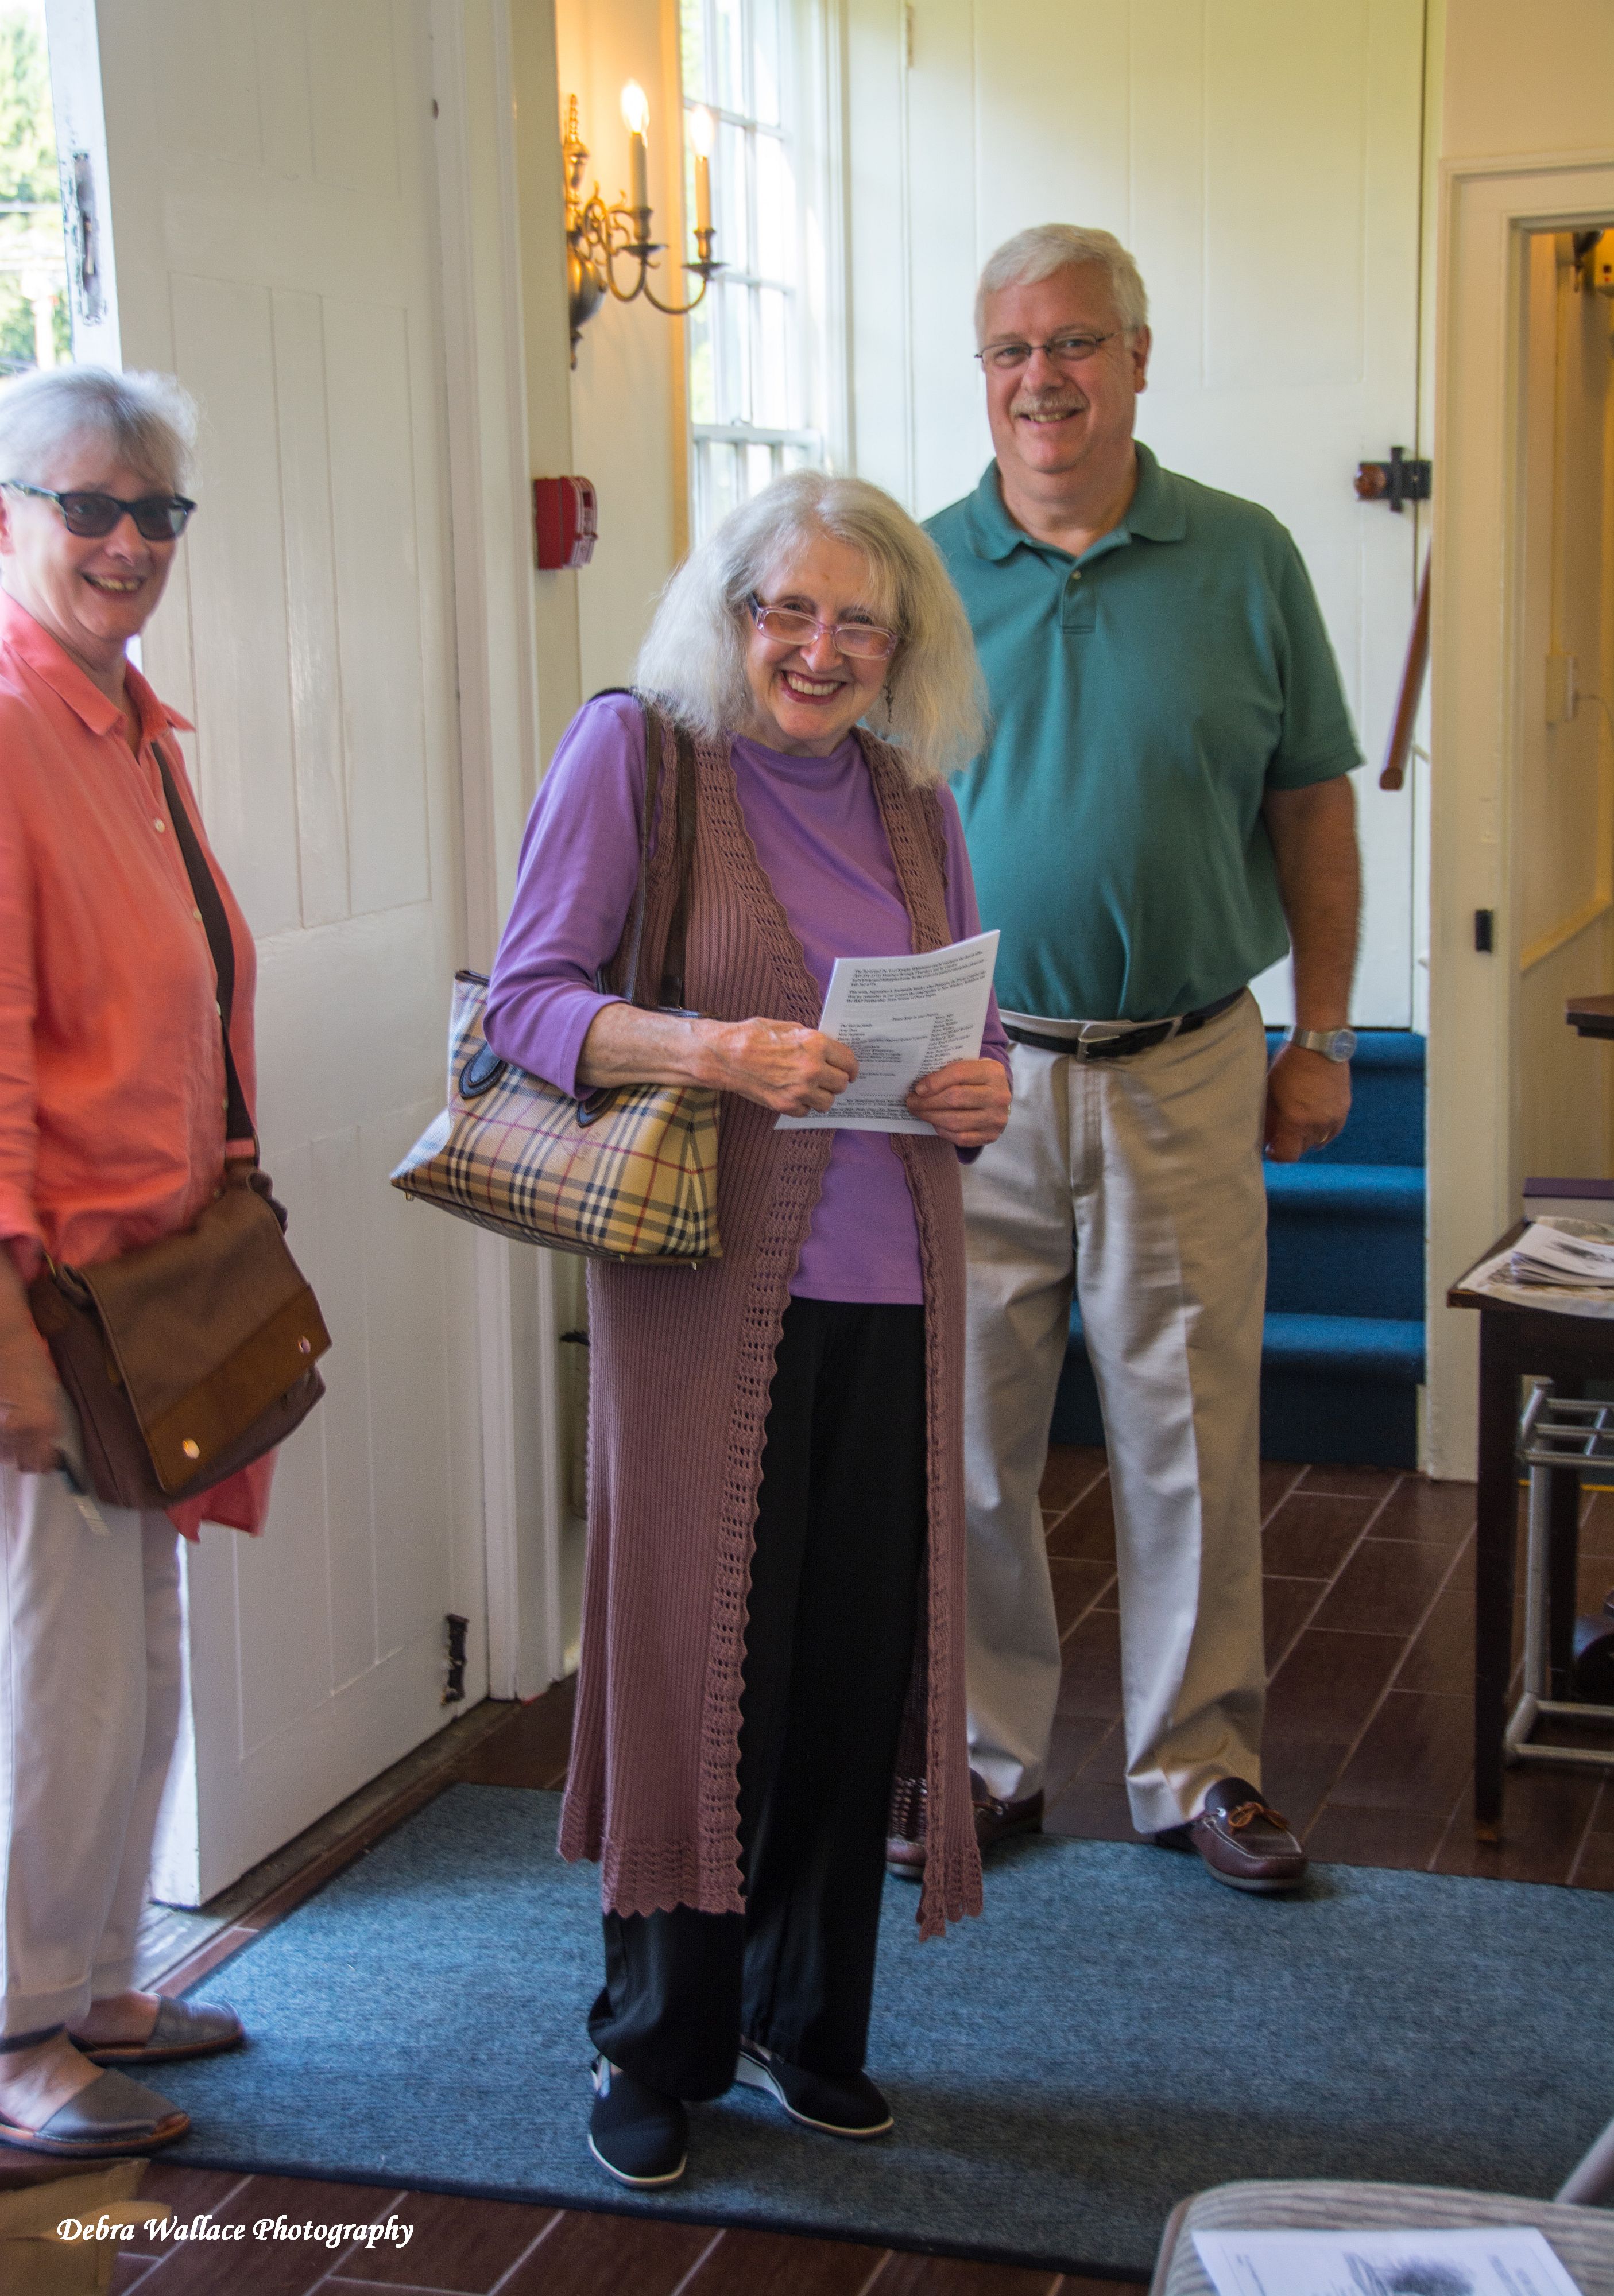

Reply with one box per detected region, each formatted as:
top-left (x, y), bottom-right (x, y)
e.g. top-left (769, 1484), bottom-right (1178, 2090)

top-left (0, 367), bottom-right (258, 2156)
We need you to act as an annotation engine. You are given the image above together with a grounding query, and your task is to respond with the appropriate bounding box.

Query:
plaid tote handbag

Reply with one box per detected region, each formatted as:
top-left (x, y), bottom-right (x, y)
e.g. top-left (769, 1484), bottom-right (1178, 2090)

top-left (390, 695), bottom-right (721, 1262)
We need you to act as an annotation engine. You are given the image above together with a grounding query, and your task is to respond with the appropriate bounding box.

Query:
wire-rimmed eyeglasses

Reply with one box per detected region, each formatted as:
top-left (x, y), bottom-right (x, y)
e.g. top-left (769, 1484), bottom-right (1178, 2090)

top-left (974, 330), bottom-right (1119, 374)
top-left (745, 593), bottom-right (900, 662)
top-left (2, 481), bottom-right (197, 541)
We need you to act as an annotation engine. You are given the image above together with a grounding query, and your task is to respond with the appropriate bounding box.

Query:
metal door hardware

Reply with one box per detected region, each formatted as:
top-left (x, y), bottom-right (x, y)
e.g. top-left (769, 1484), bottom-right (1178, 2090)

top-left (1474, 909), bottom-right (1495, 953)
top-left (443, 1612), bottom-right (469, 1705)
top-left (1354, 445), bottom-right (1431, 513)
top-left (60, 152), bottom-right (104, 325)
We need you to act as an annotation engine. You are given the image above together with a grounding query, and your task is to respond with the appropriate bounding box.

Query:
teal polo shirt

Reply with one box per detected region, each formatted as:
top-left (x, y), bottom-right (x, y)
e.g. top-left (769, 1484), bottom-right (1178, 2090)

top-left (926, 444), bottom-right (1361, 1023)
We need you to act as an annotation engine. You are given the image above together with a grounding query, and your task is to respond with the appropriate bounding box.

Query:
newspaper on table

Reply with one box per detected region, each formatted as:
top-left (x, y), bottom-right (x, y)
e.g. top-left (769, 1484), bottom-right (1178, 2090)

top-left (1510, 1218), bottom-right (1614, 1290)
top-left (1464, 1216), bottom-right (1614, 1321)
top-left (1191, 2224), bottom-right (1584, 2296)
top-left (776, 930), bottom-right (999, 1137)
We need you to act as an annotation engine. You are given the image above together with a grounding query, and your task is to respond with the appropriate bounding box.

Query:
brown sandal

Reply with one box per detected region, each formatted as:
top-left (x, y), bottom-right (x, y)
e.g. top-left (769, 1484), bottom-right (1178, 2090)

top-left (73, 1996), bottom-right (243, 2067)
top-left (0, 2066), bottom-right (189, 2157)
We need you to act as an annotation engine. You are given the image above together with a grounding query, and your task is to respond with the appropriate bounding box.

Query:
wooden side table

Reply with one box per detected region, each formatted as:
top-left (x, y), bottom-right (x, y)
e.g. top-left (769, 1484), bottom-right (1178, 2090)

top-left (1449, 1225), bottom-right (1614, 1835)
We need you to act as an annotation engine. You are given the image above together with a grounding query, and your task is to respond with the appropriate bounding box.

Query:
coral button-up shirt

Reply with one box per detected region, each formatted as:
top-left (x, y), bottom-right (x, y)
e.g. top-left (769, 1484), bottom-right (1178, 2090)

top-left (0, 591), bottom-right (272, 1536)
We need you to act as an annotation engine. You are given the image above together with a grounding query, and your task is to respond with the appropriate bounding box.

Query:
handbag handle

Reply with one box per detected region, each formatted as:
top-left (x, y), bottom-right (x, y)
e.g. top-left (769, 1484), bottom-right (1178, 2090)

top-left (152, 738), bottom-right (257, 1156)
top-left (594, 688), bottom-right (698, 1013)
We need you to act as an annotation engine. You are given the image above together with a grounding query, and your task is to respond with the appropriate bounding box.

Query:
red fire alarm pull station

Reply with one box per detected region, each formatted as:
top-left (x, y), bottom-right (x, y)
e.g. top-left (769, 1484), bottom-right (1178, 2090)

top-left (533, 476), bottom-right (598, 569)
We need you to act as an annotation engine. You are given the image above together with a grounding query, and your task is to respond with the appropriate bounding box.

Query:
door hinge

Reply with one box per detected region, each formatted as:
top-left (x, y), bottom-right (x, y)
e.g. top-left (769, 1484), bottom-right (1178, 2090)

top-left (1354, 445), bottom-right (1431, 513)
top-left (1474, 908), bottom-right (1495, 953)
top-left (443, 1612), bottom-right (469, 1705)
top-left (60, 151), bottom-right (105, 325)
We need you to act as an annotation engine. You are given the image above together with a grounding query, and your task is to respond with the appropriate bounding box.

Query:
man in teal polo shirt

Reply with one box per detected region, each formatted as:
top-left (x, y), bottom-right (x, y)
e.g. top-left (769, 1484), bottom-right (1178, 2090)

top-left (891, 224), bottom-right (1361, 1895)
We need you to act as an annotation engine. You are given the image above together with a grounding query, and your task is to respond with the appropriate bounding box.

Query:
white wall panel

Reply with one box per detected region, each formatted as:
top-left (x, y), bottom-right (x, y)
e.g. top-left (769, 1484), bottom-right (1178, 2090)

top-left (169, 272), bottom-right (303, 937)
top-left (306, 1124), bottom-right (381, 1694)
top-left (846, 0), bottom-right (1427, 1025)
top-left (272, 288), bottom-right (353, 930)
top-left (324, 298), bottom-right (434, 916)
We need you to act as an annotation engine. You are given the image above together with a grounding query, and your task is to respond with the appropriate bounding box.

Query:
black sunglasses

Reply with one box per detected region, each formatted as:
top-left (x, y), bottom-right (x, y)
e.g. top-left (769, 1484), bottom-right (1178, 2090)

top-left (3, 480), bottom-right (196, 541)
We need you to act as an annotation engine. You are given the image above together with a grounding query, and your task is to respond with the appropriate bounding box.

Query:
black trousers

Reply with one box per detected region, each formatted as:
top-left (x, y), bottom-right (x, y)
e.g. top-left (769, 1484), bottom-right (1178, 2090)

top-left (588, 1296), bottom-right (928, 2100)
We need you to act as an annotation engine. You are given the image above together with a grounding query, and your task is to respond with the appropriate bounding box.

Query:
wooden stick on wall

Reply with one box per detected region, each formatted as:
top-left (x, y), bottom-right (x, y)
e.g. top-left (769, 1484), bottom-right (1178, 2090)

top-left (1380, 553), bottom-right (1431, 790)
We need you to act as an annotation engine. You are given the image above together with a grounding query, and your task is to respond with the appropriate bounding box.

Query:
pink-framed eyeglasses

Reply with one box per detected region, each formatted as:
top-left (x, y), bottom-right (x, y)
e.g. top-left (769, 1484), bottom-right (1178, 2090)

top-left (745, 592), bottom-right (900, 662)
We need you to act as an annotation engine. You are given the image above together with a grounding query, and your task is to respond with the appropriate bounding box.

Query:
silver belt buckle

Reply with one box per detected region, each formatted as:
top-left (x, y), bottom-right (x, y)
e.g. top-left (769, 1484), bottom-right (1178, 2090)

top-left (1072, 1015), bottom-right (1178, 1061)
top-left (1073, 1020), bottom-right (1134, 1057)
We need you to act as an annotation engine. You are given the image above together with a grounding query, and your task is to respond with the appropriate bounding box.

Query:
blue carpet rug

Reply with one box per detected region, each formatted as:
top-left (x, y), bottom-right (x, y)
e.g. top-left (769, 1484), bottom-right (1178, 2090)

top-left (160, 1786), bottom-right (1614, 2277)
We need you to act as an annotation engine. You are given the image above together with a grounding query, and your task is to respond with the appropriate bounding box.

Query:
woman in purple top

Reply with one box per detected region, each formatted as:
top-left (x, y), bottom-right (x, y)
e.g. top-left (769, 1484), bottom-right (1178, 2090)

top-left (486, 471), bottom-right (1010, 2189)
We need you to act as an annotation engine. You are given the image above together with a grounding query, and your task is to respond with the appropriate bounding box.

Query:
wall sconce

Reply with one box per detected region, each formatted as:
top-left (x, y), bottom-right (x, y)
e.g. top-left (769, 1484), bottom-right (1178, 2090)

top-left (562, 88), bottom-right (721, 366)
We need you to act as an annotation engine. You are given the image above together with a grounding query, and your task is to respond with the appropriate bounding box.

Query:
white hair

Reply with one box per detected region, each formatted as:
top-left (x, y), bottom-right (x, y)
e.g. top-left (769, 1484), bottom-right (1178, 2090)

top-left (635, 468), bottom-right (985, 785)
top-left (0, 364), bottom-right (197, 492)
top-left (974, 224), bottom-right (1149, 343)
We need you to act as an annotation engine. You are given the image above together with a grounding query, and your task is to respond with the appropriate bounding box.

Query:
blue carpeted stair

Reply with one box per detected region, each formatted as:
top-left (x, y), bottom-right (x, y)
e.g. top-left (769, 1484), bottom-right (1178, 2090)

top-left (1050, 1030), bottom-right (1426, 1468)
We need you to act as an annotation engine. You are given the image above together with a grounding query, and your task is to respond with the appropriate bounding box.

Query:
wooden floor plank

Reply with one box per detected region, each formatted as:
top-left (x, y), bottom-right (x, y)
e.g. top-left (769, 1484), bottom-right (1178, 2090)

top-left (1309, 1538), bottom-right (1460, 1639)
top-left (680, 2226), bottom-right (891, 2294)
top-left (497, 2207), bottom-right (718, 2296)
top-left (330, 2190), bottom-right (559, 2289)
top-left (869, 2254), bottom-right (1067, 2295)
top-left (1261, 1494), bottom-right (1377, 1580)
top-left (133, 2173), bottom-right (401, 2295)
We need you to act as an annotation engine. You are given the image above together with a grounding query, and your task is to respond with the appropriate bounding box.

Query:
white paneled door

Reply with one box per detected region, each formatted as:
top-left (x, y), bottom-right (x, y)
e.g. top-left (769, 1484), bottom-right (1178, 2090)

top-left (847, 0), bottom-right (1427, 1025)
top-left (47, 0), bottom-right (489, 1899)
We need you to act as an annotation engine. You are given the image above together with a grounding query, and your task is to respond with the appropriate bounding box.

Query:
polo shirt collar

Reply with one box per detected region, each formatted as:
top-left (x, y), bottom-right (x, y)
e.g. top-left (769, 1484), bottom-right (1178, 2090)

top-left (1123, 442), bottom-right (1187, 544)
top-left (0, 589), bottom-right (192, 739)
top-left (962, 439), bottom-right (1188, 561)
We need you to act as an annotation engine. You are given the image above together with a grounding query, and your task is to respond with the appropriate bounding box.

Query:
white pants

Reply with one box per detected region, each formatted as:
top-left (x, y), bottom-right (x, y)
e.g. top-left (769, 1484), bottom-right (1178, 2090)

top-left (963, 992), bottom-right (1269, 1834)
top-left (0, 1466), bottom-right (181, 2040)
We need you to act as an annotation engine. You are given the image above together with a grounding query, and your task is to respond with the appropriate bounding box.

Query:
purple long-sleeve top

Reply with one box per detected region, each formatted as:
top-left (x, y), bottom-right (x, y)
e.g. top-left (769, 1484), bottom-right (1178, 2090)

top-left (485, 691), bottom-right (1011, 1304)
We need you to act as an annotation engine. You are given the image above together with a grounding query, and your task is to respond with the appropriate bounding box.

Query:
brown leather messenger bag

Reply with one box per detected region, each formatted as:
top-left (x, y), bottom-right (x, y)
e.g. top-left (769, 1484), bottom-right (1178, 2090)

top-left (26, 742), bottom-right (330, 1511)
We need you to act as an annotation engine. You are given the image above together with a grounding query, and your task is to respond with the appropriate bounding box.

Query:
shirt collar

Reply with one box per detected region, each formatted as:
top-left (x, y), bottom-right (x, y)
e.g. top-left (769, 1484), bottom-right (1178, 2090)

top-left (962, 438), bottom-right (1188, 561)
top-left (0, 591), bottom-right (193, 739)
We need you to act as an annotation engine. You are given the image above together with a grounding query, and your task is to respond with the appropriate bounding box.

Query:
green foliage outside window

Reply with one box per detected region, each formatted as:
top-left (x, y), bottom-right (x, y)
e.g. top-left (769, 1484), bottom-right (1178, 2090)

top-left (0, 4), bottom-right (67, 375)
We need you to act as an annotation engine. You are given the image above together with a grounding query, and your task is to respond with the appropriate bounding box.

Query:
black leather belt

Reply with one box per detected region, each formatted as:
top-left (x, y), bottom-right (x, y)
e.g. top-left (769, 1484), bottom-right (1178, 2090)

top-left (1003, 987), bottom-right (1244, 1062)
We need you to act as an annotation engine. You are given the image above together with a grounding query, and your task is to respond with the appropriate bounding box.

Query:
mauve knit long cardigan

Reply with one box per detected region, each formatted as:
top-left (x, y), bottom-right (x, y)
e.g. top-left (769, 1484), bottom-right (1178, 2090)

top-left (557, 719), bottom-right (984, 1944)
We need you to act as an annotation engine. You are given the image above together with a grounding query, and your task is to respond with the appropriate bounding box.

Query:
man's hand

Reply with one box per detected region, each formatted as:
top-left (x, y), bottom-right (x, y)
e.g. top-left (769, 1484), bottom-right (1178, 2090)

top-left (1264, 1042), bottom-right (1350, 1162)
top-left (907, 1058), bottom-right (1012, 1149)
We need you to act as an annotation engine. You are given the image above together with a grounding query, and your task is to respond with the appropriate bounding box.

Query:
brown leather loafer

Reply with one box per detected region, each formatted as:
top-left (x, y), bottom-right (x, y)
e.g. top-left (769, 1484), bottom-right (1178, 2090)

top-left (886, 1775), bottom-right (1044, 1881)
top-left (1160, 1775), bottom-right (1307, 1894)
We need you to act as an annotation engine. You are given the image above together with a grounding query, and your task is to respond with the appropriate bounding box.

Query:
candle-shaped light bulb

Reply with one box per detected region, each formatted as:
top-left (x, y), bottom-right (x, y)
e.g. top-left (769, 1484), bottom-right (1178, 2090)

top-left (688, 105), bottom-right (714, 239)
top-left (621, 80), bottom-right (650, 214)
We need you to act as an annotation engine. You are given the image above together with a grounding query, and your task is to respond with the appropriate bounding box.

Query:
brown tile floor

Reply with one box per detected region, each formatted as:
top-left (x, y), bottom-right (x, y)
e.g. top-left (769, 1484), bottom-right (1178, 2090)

top-left (87, 1452), bottom-right (1614, 2293)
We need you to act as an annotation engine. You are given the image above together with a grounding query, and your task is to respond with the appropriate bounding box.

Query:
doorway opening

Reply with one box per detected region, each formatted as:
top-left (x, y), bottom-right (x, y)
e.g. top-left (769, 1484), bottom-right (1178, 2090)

top-left (1511, 224), bottom-right (1614, 1203)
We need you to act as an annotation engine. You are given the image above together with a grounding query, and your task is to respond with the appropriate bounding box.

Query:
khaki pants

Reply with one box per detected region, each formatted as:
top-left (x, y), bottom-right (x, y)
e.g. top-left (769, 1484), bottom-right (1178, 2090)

top-left (962, 991), bottom-right (1269, 1834)
top-left (0, 1468), bottom-right (181, 2038)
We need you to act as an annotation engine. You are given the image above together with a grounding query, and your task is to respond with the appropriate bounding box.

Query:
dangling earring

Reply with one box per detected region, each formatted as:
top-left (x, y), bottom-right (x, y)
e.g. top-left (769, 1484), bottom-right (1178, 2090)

top-left (882, 678), bottom-right (895, 724)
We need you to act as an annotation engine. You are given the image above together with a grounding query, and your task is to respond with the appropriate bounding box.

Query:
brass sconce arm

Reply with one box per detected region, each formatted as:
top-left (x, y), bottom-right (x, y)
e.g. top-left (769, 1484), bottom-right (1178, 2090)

top-left (563, 95), bottom-right (722, 364)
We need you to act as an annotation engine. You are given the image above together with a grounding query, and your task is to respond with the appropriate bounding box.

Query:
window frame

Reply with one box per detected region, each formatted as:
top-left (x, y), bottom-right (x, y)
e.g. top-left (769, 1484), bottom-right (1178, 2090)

top-left (678, 0), bottom-right (846, 538)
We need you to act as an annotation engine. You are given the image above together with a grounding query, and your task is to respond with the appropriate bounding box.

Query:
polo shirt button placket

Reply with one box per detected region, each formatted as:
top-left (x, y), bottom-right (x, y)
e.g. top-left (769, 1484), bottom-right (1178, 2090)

top-left (1062, 565), bottom-right (1096, 637)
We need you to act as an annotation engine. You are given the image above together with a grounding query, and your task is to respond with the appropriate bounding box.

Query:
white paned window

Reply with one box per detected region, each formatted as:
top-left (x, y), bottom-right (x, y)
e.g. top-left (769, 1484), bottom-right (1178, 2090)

top-left (680, 0), bottom-right (825, 538)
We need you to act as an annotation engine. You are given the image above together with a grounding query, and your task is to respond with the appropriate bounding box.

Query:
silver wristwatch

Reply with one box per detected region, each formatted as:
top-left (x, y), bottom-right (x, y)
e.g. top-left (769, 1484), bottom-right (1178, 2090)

top-left (1287, 1026), bottom-right (1357, 1063)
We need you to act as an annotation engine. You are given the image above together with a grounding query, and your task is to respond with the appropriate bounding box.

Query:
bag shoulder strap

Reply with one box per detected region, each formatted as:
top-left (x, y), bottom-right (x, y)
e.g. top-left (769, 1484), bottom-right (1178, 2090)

top-left (152, 738), bottom-right (256, 1154)
top-left (589, 687), bottom-right (698, 1012)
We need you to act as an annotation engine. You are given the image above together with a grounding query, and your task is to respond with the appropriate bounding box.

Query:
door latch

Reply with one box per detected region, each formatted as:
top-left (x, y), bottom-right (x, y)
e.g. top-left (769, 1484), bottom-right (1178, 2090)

top-left (1354, 446), bottom-right (1431, 513)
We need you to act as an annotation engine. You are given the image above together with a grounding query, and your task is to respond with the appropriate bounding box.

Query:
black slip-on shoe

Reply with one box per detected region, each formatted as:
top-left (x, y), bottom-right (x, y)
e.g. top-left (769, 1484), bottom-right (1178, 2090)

top-left (734, 2039), bottom-right (893, 2138)
top-left (587, 2056), bottom-right (688, 2186)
